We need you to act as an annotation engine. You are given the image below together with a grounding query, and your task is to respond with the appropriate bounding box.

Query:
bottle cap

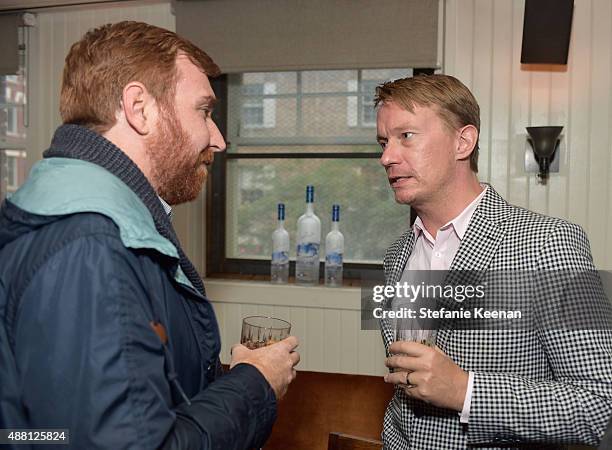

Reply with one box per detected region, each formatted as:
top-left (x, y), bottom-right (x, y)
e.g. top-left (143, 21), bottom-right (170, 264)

top-left (278, 203), bottom-right (285, 220)
top-left (306, 185), bottom-right (314, 203)
top-left (332, 204), bottom-right (340, 222)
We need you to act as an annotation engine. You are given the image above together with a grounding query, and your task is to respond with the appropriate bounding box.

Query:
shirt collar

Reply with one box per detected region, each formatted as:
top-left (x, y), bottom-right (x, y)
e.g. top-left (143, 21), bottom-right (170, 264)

top-left (412, 216), bottom-right (429, 241)
top-left (158, 196), bottom-right (173, 220)
top-left (412, 185), bottom-right (488, 241)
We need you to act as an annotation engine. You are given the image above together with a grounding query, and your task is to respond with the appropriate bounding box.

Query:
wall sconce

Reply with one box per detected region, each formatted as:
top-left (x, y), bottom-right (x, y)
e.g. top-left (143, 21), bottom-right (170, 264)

top-left (526, 126), bottom-right (563, 183)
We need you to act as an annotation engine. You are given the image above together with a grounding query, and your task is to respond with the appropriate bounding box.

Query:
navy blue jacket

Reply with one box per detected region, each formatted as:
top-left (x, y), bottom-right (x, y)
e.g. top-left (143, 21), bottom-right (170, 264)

top-left (0, 155), bottom-right (276, 449)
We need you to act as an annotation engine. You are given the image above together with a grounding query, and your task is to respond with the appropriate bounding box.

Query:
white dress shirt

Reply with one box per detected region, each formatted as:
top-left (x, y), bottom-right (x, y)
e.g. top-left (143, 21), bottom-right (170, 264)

top-left (158, 196), bottom-right (173, 220)
top-left (402, 185), bottom-right (487, 424)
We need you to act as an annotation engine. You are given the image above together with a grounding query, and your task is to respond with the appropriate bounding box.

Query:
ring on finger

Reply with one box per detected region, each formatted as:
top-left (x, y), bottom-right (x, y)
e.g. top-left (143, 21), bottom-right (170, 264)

top-left (404, 371), bottom-right (415, 389)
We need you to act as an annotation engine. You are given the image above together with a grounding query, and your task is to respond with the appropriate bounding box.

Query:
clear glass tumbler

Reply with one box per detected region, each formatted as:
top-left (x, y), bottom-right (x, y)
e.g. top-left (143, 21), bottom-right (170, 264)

top-left (240, 316), bottom-right (291, 349)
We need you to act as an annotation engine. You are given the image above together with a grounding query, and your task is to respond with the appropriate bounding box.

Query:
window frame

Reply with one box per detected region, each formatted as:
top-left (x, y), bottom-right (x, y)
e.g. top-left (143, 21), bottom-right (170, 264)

top-left (206, 70), bottom-right (431, 281)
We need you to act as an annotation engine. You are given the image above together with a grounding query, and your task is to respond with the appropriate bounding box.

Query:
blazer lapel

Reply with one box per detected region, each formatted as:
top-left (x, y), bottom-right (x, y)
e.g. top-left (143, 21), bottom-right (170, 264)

top-left (437, 186), bottom-right (512, 347)
top-left (448, 187), bottom-right (510, 272)
top-left (380, 228), bottom-right (415, 351)
top-left (385, 229), bottom-right (416, 286)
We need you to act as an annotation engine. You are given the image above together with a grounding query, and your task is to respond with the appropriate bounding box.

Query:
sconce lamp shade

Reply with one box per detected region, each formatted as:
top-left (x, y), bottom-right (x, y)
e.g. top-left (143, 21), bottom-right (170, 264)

top-left (526, 126), bottom-right (563, 181)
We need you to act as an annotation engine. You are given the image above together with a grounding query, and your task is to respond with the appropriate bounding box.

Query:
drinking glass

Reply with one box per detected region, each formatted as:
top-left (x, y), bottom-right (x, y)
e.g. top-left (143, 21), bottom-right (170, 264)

top-left (393, 295), bottom-right (438, 346)
top-left (240, 316), bottom-right (291, 349)
top-left (395, 326), bottom-right (437, 347)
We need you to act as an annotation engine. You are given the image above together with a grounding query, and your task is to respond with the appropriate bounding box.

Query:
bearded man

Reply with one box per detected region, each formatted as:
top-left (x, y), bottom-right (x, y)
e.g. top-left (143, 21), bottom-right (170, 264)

top-left (0, 21), bottom-right (299, 450)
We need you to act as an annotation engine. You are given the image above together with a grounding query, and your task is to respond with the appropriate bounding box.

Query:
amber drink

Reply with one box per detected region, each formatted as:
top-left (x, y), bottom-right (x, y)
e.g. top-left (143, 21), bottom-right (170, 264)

top-left (241, 316), bottom-right (291, 349)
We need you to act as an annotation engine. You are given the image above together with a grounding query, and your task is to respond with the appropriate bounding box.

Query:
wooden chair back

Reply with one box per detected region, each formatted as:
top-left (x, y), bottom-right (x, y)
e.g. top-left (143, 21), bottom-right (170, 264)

top-left (263, 370), bottom-right (392, 450)
top-left (328, 432), bottom-right (383, 450)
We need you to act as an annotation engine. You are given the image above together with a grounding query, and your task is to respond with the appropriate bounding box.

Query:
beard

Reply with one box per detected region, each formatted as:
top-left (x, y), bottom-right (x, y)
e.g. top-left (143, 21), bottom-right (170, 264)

top-left (146, 108), bottom-right (209, 205)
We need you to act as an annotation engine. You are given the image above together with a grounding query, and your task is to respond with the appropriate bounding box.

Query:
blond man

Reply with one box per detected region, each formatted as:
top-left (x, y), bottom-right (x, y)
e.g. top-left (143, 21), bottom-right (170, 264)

top-left (376, 74), bottom-right (612, 449)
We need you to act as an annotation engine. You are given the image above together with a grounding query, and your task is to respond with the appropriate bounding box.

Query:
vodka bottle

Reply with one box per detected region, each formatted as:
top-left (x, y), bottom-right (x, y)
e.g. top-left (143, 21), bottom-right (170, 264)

top-left (296, 185), bottom-right (321, 285)
top-left (271, 203), bottom-right (290, 284)
top-left (325, 204), bottom-right (344, 287)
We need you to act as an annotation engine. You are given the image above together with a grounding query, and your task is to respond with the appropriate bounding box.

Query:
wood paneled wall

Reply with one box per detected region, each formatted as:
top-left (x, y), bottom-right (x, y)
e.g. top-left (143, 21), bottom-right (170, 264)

top-left (444, 0), bottom-right (612, 268)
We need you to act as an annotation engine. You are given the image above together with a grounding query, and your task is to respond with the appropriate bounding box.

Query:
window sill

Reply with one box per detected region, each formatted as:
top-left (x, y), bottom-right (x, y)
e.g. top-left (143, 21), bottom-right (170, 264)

top-left (204, 277), bottom-right (362, 311)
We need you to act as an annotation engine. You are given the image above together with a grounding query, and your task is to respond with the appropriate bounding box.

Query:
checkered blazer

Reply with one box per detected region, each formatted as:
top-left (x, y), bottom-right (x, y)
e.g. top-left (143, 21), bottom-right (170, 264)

top-left (380, 186), bottom-right (612, 449)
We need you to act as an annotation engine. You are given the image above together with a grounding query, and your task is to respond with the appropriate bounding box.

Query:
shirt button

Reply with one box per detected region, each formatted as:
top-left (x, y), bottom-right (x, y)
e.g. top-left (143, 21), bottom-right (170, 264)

top-left (435, 252), bottom-right (442, 258)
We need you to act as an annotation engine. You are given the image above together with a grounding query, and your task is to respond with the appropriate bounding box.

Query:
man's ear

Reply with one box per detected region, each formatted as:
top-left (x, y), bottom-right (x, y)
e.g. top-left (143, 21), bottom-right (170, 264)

top-left (456, 124), bottom-right (478, 161)
top-left (120, 81), bottom-right (156, 135)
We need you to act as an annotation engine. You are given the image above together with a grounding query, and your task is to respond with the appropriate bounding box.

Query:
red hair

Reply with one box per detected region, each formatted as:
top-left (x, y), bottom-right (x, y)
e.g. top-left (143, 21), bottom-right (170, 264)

top-left (60, 21), bottom-right (220, 133)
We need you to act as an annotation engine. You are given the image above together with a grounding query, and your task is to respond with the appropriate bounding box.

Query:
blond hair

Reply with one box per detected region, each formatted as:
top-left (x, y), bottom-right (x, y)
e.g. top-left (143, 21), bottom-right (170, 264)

top-left (375, 74), bottom-right (480, 172)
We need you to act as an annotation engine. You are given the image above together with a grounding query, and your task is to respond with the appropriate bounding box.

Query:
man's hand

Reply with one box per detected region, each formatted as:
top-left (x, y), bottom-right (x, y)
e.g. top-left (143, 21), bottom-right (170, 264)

top-left (384, 341), bottom-right (468, 411)
top-left (230, 336), bottom-right (300, 400)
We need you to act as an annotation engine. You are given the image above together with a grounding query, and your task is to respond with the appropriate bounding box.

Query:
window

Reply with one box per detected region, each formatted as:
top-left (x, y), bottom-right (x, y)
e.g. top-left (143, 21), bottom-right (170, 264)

top-left (1, 77), bottom-right (26, 139)
top-left (242, 84), bottom-right (264, 127)
top-left (241, 80), bottom-right (276, 129)
top-left (6, 106), bottom-right (18, 136)
top-left (360, 80), bottom-right (380, 126)
top-left (347, 77), bottom-right (394, 128)
top-left (1, 28), bottom-right (28, 202)
top-left (208, 68), bottom-right (430, 280)
top-left (3, 149), bottom-right (26, 192)
top-left (7, 153), bottom-right (17, 188)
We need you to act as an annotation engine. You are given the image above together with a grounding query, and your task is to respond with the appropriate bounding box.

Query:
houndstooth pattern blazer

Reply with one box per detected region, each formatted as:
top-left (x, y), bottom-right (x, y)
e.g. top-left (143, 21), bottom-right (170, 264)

top-left (380, 186), bottom-right (612, 450)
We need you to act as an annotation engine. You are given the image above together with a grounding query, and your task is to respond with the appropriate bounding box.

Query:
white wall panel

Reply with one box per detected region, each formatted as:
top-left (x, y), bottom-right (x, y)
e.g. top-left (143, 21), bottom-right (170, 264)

top-left (444, 0), bottom-right (612, 268)
top-left (488, 0), bottom-right (513, 201)
top-left (567, 0), bottom-right (591, 227)
top-left (27, 0), bottom-right (174, 165)
top-left (206, 280), bottom-right (388, 376)
top-left (587, 0), bottom-right (611, 267)
top-left (472, 0), bottom-right (493, 181)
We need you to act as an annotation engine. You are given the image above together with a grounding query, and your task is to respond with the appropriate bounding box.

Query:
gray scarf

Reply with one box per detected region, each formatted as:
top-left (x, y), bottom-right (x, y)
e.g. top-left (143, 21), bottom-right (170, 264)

top-left (43, 124), bottom-right (206, 296)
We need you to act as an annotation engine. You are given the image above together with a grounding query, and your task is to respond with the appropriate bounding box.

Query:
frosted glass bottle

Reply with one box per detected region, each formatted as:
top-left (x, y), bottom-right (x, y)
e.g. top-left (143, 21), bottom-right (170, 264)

top-left (271, 203), bottom-right (289, 283)
top-left (296, 186), bottom-right (321, 286)
top-left (325, 204), bottom-right (344, 287)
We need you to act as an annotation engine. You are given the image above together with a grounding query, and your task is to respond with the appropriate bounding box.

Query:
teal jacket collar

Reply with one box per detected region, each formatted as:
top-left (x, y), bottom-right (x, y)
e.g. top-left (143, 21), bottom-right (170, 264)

top-left (9, 157), bottom-right (196, 290)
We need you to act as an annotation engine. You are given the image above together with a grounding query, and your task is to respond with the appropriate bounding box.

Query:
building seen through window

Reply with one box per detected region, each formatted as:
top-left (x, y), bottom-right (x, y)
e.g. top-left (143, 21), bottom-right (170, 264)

top-left (1, 73), bottom-right (27, 201)
top-left (241, 82), bottom-right (276, 129)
